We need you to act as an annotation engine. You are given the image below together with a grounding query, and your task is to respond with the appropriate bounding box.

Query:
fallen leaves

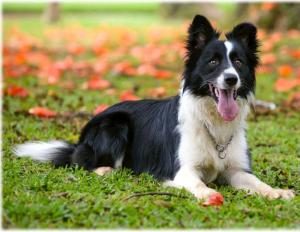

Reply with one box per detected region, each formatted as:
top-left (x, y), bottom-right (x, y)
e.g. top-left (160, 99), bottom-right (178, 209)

top-left (277, 65), bottom-right (293, 78)
top-left (202, 192), bottom-right (224, 206)
top-left (29, 107), bottom-right (57, 118)
top-left (94, 104), bottom-right (109, 115)
top-left (87, 76), bottom-right (111, 90)
top-left (5, 85), bottom-right (29, 98)
top-left (261, 2), bottom-right (277, 11)
top-left (260, 53), bottom-right (277, 65)
top-left (275, 78), bottom-right (300, 92)
top-left (148, 87), bottom-right (167, 98)
top-left (120, 91), bottom-right (140, 101)
top-left (3, 22), bottom-right (300, 119)
top-left (153, 70), bottom-right (173, 80)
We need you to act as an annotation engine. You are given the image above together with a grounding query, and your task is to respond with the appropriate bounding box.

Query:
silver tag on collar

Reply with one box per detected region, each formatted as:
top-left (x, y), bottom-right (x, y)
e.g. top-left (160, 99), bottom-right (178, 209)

top-left (216, 144), bottom-right (227, 159)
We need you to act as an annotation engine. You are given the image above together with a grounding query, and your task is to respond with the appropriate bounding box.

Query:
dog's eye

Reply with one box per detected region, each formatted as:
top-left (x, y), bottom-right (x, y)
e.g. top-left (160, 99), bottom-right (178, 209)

top-left (209, 59), bottom-right (219, 66)
top-left (234, 59), bottom-right (242, 67)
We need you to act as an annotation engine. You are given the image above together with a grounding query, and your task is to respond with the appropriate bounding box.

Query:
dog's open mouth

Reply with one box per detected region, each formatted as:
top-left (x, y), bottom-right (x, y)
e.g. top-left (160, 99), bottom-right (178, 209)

top-left (209, 84), bottom-right (238, 122)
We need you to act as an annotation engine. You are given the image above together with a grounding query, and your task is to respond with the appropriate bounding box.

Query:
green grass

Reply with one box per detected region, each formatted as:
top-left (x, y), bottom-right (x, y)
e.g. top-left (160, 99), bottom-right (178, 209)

top-left (3, 2), bottom-right (159, 13)
top-left (3, 12), bottom-right (300, 229)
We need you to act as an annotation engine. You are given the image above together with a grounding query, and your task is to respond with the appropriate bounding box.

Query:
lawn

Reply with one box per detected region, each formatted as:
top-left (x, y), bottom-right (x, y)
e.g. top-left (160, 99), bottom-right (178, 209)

top-left (2, 10), bottom-right (300, 229)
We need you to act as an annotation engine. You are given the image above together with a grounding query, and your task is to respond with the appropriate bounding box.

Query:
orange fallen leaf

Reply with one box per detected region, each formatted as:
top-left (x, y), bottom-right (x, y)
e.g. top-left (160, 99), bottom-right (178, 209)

top-left (136, 64), bottom-right (156, 76)
top-left (260, 53), bottom-right (277, 65)
top-left (105, 88), bottom-right (117, 96)
top-left (290, 50), bottom-right (300, 60)
top-left (148, 87), bottom-right (167, 98)
top-left (269, 32), bottom-right (282, 43)
top-left (261, 2), bottom-right (277, 11)
top-left (29, 107), bottom-right (57, 118)
top-left (94, 104), bottom-right (109, 115)
top-left (202, 192), bottom-right (224, 206)
top-left (113, 61), bottom-right (133, 74)
top-left (87, 76), bottom-right (110, 90)
top-left (277, 65), bottom-right (293, 78)
top-left (6, 85), bottom-right (29, 98)
top-left (120, 91), bottom-right (140, 101)
top-left (275, 78), bottom-right (300, 92)
top-left (15, 52), bottom-right (26, 64)
top-left (153, 70), bottom-right (173, 79)
top-left (67, 43), bottom-right (85, 55)
top-left (261, 41), bottom-right (274, 52)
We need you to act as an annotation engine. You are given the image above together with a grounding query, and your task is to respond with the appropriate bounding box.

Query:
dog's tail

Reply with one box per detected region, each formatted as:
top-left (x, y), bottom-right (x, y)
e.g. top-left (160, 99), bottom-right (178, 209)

top-left (13, 140), bottom-right (76, 167)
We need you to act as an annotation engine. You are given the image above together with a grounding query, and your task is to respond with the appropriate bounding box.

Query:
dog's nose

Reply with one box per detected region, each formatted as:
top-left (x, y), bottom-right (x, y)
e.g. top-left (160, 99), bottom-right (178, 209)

top-left (224, 75), bottom-right (238, 86)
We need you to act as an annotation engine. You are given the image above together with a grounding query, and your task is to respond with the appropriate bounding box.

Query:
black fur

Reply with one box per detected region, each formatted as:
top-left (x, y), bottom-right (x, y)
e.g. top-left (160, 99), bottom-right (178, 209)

top-left (52, 97), bottom-right (180, 180)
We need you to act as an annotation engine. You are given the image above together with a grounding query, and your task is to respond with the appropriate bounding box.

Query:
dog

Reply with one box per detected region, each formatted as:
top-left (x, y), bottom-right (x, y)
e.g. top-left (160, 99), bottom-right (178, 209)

top-left (14, 15), bottom-right (295, 201)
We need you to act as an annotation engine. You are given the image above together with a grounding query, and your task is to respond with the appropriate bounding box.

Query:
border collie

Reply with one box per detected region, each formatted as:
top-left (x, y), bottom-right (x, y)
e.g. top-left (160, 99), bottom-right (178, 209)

top-left (14, 15), bottom-right (294, 201)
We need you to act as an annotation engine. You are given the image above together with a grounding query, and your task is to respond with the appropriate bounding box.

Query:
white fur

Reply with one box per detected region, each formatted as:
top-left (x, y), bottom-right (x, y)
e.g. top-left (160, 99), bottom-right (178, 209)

top-left (223, 169), bottom-right (295, 199)
top-left (114, 156), bottom-right (124, 169)
top-left (177, 90), bottom-right (250, 175)
top-left (216, 73), bottom-right (225, 88)
top-left (170, 90), bottom-right (250, 199)
top-left (94, 167), bottom-right (113, 176)
top-left (14, 140), bottom-right (68, 162)
top-left (216, 41), bottom-right (241, 89)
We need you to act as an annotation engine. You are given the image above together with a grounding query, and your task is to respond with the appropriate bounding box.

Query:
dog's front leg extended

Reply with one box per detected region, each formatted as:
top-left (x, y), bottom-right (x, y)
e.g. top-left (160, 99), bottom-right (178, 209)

top-left (165, 166), bottom-right (219, 200)
top-left (223, 169), bottom-right (295, 200)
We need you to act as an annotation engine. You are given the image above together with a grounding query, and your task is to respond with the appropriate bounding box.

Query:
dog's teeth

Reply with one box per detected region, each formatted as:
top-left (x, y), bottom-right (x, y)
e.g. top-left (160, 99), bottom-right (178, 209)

top-left (215, 88), bottom-right (219, 97)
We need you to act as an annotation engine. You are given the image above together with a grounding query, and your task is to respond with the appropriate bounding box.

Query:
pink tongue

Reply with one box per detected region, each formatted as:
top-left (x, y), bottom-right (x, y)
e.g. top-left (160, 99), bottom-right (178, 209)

top-left (217, 89), bottom-right (238, 121)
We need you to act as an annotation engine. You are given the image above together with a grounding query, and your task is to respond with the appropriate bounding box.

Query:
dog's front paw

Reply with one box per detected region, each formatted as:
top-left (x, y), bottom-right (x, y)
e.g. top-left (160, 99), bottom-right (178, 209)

top-left (94, 166), bottom-right (114, 176)
top-left (259, 188), bottom-right (295, 200)
top-left (193, 187), bottom-right (218, 200)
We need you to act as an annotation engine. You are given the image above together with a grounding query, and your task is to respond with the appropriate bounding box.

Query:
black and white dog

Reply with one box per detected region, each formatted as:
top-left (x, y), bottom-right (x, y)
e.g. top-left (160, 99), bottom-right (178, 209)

top-left (15, 15), bottom-right (294, 201)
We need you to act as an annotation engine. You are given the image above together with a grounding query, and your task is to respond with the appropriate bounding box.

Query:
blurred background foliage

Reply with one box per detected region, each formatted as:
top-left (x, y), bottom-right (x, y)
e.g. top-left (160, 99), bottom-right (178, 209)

top-left (3, 2), bottom-right (300, 30)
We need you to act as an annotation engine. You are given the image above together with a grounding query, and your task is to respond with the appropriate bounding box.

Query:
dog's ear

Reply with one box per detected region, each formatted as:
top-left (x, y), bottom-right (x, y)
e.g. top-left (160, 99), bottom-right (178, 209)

top-left (226, 23), bottom-right (258, 52)
top-left (187, 15), bottom-right (219, 51)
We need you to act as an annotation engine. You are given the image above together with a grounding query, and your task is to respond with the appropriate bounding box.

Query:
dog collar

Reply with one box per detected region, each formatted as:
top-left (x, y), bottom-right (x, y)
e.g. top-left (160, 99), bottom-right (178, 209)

top-left (203, 123), bottom-right (234, 159)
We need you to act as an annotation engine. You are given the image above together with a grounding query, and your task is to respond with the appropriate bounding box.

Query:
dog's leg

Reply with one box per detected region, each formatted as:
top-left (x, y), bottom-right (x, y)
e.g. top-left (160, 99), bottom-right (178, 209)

top-left (94, 167), bottom-right (114, 176)
top-left (223, 169), bottom-right (295, 200)
top-left (165, 166), bottom-right (218, 200)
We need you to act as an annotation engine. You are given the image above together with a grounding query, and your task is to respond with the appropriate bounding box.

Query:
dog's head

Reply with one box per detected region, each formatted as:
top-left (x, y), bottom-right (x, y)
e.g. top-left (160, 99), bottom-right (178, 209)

top-left (183, 15), bottom-right (259, 122)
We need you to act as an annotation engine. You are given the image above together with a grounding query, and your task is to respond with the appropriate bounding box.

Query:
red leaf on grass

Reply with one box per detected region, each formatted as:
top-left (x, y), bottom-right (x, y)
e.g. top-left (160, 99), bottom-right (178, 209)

top-left (67, 43), bottom-right (85, 55)
top-left (148, 87), bottom-right (167, 98)
top-left (93, 104), bottom-right (109, 115)
top-left (29, 107), bottom-right (57, 118)
top-left (277, 65), bottom-right (293, 78)
top-left (113, 61), bottom-right (133, 74)
top-left (6, 85), bottom-right (29, 98)
top-left (153, 70), bottom-right (173, 79)
top-left (290, 50), bottom-right (300, 60)
top-left (87, 76), bottom-right (111, 90)
top-left (202, 192), bottom-right (224, 206)
top-left (260, 53), bottom-right (277, 65)
top-left (136, 64), bottom-right (156, 76)
top-left (120, 91), bottom-right (140, 101)
top-left (261, 3), bottom-right (277, 10)
top-left (275, 78), bottom-right (300, 92)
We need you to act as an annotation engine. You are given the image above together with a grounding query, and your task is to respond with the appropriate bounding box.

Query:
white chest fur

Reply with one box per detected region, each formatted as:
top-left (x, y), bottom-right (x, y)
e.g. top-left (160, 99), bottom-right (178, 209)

top-left (176, 91), bottom-right (251, 183)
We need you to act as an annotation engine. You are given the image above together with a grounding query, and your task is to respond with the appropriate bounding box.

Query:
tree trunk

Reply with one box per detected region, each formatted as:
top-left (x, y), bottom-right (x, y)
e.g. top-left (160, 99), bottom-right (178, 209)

top-left (44, 2), bottom-right (60, 23)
